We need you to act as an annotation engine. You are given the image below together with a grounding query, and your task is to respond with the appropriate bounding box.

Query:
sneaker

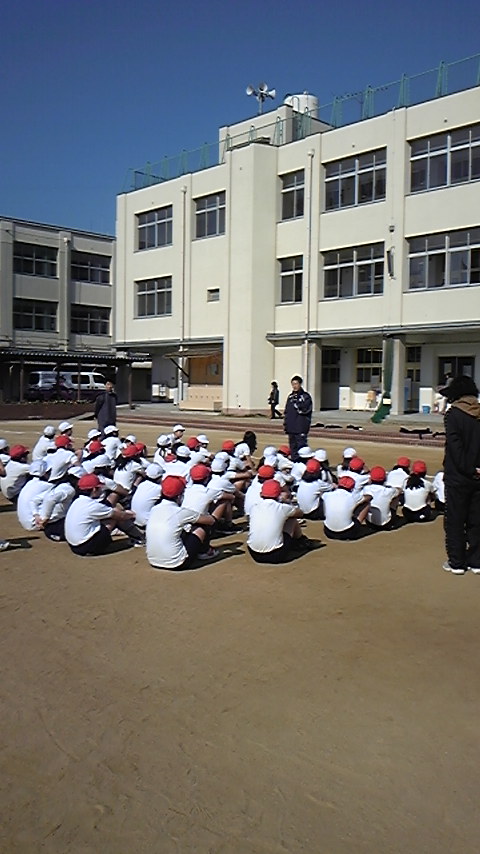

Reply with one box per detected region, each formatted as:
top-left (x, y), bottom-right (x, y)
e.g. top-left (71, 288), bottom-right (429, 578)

top-left (443, 561), bottom-right (465, 575)
top-left (468, 567), bottom-right (480, 574)
top-left (198, 547), bottom-right (219, 561)
top-left (130, 539), bottom-right (145, 548)
top-left (0, 540), bottom-right (10, 551)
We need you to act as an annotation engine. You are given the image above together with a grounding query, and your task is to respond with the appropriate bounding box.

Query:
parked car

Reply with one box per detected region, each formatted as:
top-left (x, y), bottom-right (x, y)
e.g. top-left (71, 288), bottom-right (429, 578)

top-left (62, 371), bottom-right (107, 401)
top-left (25, 371), bottom-right (75, 402)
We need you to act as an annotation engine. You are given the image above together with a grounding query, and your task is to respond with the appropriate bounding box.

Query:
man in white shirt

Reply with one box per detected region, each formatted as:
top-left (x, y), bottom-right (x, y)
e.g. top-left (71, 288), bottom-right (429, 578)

top-left (323, 476), bottom-right (371, 540)
top-left (247, 479), bottom-right (311, 563)
top-left (65, 474), bottom-right (144, 555)
top-left (146, 475), bottom-right (217, 570)
top-left (32, 425), bottom-right (56, 461)
top-left (0, 445), bottom-right (30, 502)
top-left (16, 460), bottom-right (51, 530)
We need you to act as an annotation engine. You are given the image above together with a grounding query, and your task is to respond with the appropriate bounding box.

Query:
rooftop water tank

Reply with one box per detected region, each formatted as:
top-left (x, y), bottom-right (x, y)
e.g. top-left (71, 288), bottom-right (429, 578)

top-left (283, 92), bottom-right (319, 118)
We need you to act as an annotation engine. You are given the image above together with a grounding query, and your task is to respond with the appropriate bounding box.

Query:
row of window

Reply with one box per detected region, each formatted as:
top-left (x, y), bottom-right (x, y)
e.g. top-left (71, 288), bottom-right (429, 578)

top-left (12, 300), bottom-right (110, 334)
top-left (13, 244), bottom-right (111, 283)
top-left (135, 122), bottom-right (480, 251)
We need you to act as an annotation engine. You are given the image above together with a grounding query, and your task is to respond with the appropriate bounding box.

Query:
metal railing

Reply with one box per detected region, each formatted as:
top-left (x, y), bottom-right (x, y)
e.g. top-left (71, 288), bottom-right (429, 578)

top-left (125, 53), bottom-right (480, 192)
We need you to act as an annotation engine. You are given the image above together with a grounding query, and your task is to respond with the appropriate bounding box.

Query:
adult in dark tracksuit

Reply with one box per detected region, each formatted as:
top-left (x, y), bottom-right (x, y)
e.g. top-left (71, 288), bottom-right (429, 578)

top-left (442, 375), bottom-right (480, 575)
top-left (94, 381), bottom-right (117, 437)
top-left (283, 375), bottom-right (313, 462)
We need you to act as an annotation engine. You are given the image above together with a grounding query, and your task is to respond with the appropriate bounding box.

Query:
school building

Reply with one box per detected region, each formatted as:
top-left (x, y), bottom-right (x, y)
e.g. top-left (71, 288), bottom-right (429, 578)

top-left (115, 58), bottom-right (480, 414)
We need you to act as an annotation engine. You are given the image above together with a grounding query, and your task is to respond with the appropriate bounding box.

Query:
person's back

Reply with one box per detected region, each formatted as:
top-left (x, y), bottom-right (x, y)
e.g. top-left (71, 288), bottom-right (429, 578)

top-left (322, 488), bottom-right (356, 533)
top-left (248, 497), bottom-right (295, 553)
top-left (17, 477), bottom-right (51, 530)
top-left (146, 500), bottom-right (200, 569)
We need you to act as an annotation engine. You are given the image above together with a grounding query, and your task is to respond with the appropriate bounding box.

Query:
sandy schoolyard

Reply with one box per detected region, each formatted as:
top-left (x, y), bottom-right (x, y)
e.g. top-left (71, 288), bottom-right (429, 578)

top-left (1, 420), bottom-right (479, 853)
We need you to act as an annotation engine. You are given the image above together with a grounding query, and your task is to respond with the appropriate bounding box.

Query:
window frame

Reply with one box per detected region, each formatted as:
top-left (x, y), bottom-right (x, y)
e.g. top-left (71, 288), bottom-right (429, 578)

top-left (280, 169), bottom-right (305, 220)
top-left (195, 192), bottom-right (226, 239)
top-left (356, 348), bottom-right (383, 384)
top-left (410, 123), bottom-right (480, 193)
top-left (135, 276), bottom-right (173, 318)
top-left (323, 243), bottom-right (384, 299)
top-left (13, 298), bottom-right (57, 332)
top-left (137, 205), bottom-right (173, 250)
top-left (324, 149), bottom-right (386, 211)
top-left (13, 242), bottom-right (57, 278)
top-left (70, 251), bottom-right (111, 284)
top-left (407, 228), bottom-right (480, 291)
top-left (70, 304), bottom-right (111, 336)
top-left (278, 255), bottom-right (303, 304)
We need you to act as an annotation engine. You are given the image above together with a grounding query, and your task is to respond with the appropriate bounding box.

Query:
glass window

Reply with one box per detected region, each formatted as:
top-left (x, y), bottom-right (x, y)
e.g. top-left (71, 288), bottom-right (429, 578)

top-left (322, 243), bottom-right (384, 299)
top-left (410, 124), bottom-right (480, 192)
top-left (136, 277), bottom-right (172, 316)
top-left (137, 206), bottom-right (173, 250)
top-left (281, 170), bottom-right (304, 220)
top-left (324, 148), bottom-right (386, 211)
top-left (408, 228), bottom-right (480, 290)
top-left (70, 305), bottom-right (110, 335)
top-left (195, 192), bottom-right (226, 238)
top-left (279, 256), bottom-right (303, 304)
top-left (13, 243), bottom-right (57, 277)
top-left (13, 299), bottom-right (57, 331)
top-left (71, 251), bottom-right (110, 284)
top-left (356, 348), bottom-right (382, 384)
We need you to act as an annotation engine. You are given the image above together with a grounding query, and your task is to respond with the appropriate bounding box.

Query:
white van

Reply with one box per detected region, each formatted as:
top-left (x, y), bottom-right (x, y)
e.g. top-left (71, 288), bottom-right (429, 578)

top-left (62, 371), bottom-right (107, 398)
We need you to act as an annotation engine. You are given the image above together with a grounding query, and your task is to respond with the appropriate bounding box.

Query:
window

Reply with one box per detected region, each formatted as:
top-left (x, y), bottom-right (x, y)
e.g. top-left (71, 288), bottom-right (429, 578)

top-left (13, 242), bottom-right (57, 277)
top-left (137, 206), bottom-right (173, 250)
top-left (356, 348), bottom-right (382, 384)
top-left (136, 277), bottom-right (172, 317)
top-left (71, 251), bottom-right (110, 284)
top-left (408, 228), bottom-right (480, 290)
top-left (324, 149), bottom-right (386, 210)
top-left (323, 243), bottom-right (384, 299)
top-left (13, 299), bottom-right (57, 331)
top-left (279, 256), bottom-right (303, 303)
top-left (406, 346), bottom-right (421, 383)
top-left (195, 192), bottom-right (225, 238)
top-left (70, 305), bottom-right (110, 335)
top-left (410, 124), bottom-right (480, 192)
top-left (207, 288), bottom-right (220, 302)
top-left (321, 348), bottom-right (340, 383)
top-left (281, 170), bottom-right (304, 220)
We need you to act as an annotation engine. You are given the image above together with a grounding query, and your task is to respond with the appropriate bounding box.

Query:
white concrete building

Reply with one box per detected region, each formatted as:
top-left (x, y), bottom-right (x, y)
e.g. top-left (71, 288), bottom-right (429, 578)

top-left (116, 80), bottom-right (480, 414)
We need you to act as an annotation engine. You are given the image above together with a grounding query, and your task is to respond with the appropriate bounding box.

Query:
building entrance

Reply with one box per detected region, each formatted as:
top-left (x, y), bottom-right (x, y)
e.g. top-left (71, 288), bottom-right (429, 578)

top-left (321, 348), bottom-right (340, 409)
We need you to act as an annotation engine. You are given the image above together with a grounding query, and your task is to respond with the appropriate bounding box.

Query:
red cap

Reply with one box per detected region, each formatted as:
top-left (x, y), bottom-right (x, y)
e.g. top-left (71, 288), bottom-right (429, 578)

top-left (370, 466), bottom-right (386, 483)
top-left (412, 460), bottom-right (427, 475)
top-left (349, 457), bottom-right (364, 472)
top-left (190, 464), bottom-right (210, 482)
top-left (222, 440), bottom-right (236, 452)
top-left (88, 440), bottom-right (104, 454)
top-left (164, 452), bottom-right (176, 463)
top-left (258, 464), bottom-right (275, 479)
top-left (278, 445), bottom-right (291, 457)
top-left (338, 476), bottom-right (355, 491)
top-left (134, 443), bottom-right (147, 455)
top-left (121, 445), bottom-right (139, 458)
top-left (78, 473), bottom-right (102, 491)
top-left (186, 437), bottom-right (199, 451)
top-left (260, 479), bottom-right (282, 499)
top-left (306, 459), bottom-right (321, 474)
top-left (397, 456), bottom-right (411, 468)
top-left (55, 435), bottom-right (71, 449)
top-left (161, 475), bottom-right (186, 499)
top-left (9, 444), bottom-right (29, 460)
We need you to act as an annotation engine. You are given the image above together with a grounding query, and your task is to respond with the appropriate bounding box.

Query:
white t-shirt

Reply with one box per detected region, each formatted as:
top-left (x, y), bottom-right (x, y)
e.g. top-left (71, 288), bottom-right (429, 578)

top-left (386, 468), bottom-right (409, 489)
top-left (291, 461), bottom-right (307, 484)
top-left (244, 477), bottom-right (262, 516)
top-left (40, 483), bottom-right (76, 523)
top-left (113, 460), bottom-right (144, 491)
top-left (247, 499), bottom-right (296, 553)
top-left (432, 471), bottom-right (445, 503)
top-left (0, 460), bottom-right (30, 500)
top-left (46, 448), bottom-right (77, 482)
top-left (296, 478), bottom-right (332, 514)
top-left (146, 501), bottom-right (201, 569)
top-left (348, 471), bottom-right (371, 503)
top-left (65, 495), bottom-right (114, 546)
top-left (103, 436), bottom-right (122, 462)
top-left (32, 436), bottom-right (56, 461)
top-left (131, 480), bottom-right (162, 526)
top-left (16, 478), bottom-right (51, 530)
top-left (208, 472), bottom-right (236, 494)
top-left (322, 489), bottom-right (356, 532)
top-left (365, 483), bottom-right (398, 526)
top-left (403, 479), bottom-right (434, 511)
top-left (182, 483), bottom-right (222, 514)
top-left (162, 460), bottom-right (190, 479)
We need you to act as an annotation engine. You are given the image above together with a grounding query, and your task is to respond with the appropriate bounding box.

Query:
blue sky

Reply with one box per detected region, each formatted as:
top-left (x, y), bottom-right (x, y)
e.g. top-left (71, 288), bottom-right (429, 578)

top-left (1, 0), bottom-right (478, 234)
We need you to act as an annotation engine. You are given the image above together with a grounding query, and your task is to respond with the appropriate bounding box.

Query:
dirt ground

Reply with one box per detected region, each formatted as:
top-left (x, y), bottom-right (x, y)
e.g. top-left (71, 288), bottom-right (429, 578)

top-left (1, 419), bottom-right (479, 854)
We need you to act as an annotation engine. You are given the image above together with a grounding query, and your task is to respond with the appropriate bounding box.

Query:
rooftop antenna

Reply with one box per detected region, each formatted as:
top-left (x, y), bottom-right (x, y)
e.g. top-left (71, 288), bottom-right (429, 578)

top-left (246, 81), bottom-right (276, 114)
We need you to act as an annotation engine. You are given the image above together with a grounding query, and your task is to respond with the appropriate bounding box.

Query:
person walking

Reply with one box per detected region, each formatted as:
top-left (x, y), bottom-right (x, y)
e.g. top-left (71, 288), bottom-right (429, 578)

top-left (268, 381), bottom-right (282, 419)
top-left (283, 375), bottom-right (313, 462)
top-left (95, 381), bottom-right (117, 437)
top-left (441, 375), bottom-right (480, 575)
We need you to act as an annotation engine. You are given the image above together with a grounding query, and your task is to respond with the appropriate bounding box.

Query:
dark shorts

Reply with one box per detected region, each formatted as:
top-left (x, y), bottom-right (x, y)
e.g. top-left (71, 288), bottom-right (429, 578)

top-left (402, 505), bottom-right (432, 523)
top-left (324, 519), bottom-right (367, 540)
top-left (44, 518), bottom-right (66, 542)
top-left (70, 523), bottom-right (112, 556)
top-left (248, 532), bottom-right (293, 564)
top-left (303, 503), bottom-right (324, 521)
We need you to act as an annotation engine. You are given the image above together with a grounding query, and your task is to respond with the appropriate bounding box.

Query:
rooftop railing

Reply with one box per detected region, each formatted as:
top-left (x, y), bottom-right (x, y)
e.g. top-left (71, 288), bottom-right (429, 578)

top-left (125, 53), bottom-right (480, 193)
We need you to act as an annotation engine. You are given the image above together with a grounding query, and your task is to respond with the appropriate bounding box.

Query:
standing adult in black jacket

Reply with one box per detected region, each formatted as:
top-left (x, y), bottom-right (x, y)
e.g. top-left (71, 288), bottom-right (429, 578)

top-left (95, 381), bottom-right (117, 438)
top-left (442, 375), bottom-right (480, 575)
top-left (283, 375), bottom-right (313, 462)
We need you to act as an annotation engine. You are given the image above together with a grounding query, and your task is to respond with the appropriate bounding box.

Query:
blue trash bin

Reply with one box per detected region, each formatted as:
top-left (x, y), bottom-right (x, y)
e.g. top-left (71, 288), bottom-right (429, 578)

top-left (422, 405), bottom-right (431, 414)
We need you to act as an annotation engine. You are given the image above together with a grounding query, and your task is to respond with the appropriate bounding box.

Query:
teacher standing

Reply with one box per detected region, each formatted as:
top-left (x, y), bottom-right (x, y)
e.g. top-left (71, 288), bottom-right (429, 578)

top-left (283, 375), bottom-right (313, 462)
top-left (95, 380), bottom-right (117, 437)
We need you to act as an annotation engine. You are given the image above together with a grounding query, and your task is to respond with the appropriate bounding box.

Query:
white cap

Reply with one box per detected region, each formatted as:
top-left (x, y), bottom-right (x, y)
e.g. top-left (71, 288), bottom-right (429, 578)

top-left (298, 446), bottom-right (314, 459)
top-left (214, 451), bottom-right (230, 462)
top-left (234, 442), bottom-right (250, 459)
top-left (196, 434), bottom-right (209, 445)
top-left (87, 428), bottom-right (101, 440)
top-left (104, 425), bottom-right (118, 436)
top-left (156, 434), bottom-right (170, 447)
top-left (264, 454), bottom-right (278, 467)
top-left (29, 459), bottom-right (48, 477)
top-left (43, 425), bottom-right (56, 438)
top-left (58, 421), bottom-right (73, 433)
top-left (173, 424), bottom-right (185, 433)
top-left (175, 445), bottom-right (191, 459)
top-left (0, 438), bottom-right (8, 451)
top-left (146, 463), bottom-right (164, 479)
top-left (125, 434), bottom-right (136, 443)
top-left (263, 446), bottom-right (277, 457)
top-left (92, 454), bottom-right (111, 469)
top-left (211, 458), bottom-right (228, 473)
top-left (190, 449), bottom-right (210, 465)
top-left (343, 447), bottom-right (357, 458)
top-left (277, 457), bottom-right (294, 471)
top-left (314, 449), bottom-right (328, 462)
